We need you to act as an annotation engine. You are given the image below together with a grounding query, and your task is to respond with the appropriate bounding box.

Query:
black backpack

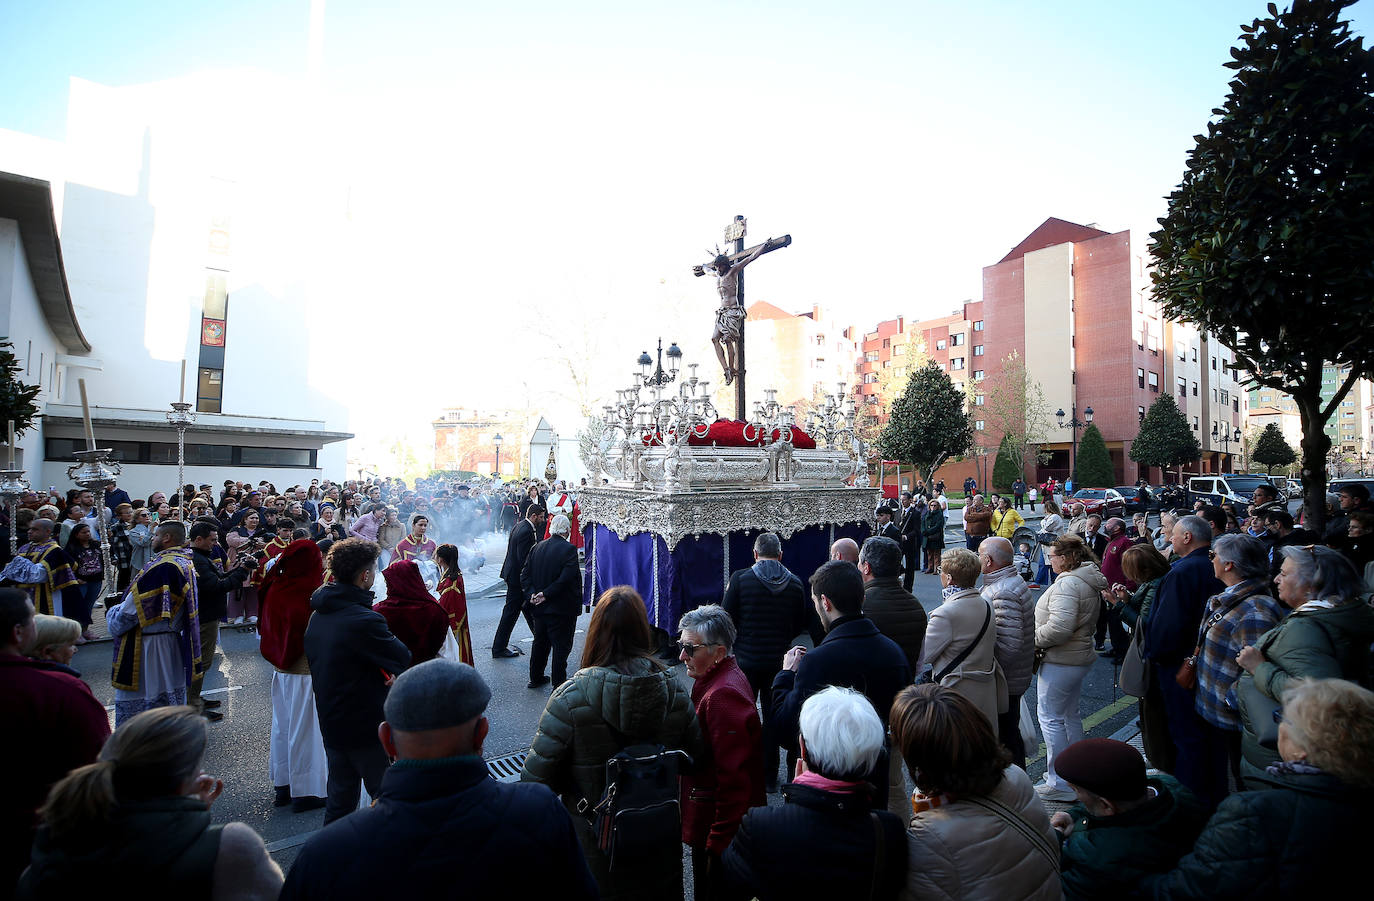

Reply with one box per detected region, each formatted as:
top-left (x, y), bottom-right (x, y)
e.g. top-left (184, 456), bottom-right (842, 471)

top-left (587, 743), bottom-right (692, 870)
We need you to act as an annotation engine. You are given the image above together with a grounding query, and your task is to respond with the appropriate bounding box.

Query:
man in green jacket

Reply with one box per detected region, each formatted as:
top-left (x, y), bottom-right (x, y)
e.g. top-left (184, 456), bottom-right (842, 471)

top-left (1050, 738), bottom-right (1208, 901)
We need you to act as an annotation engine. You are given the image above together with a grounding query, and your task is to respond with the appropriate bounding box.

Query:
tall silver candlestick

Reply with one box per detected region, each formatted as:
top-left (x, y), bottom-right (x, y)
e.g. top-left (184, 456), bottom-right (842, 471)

top-left (0, 469), bottom-right (29, 557)
top-left (67, 449), bottom-right (121, 600)
top-left (166, 402), bottom-right (196, 522)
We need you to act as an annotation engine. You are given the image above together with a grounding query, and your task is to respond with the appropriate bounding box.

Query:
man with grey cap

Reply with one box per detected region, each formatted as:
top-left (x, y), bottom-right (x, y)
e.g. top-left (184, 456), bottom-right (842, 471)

top-left (280, 659), bottom-right (597, 901)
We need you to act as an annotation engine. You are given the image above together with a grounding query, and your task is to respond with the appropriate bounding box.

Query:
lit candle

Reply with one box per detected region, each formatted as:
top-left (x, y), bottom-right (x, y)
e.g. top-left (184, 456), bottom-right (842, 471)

top-left (6, 420), bottom-right (13, 468)
top-left (78, 378), bottom-right (96, 450)
top-left (179, 359), bottom-right (187, 404)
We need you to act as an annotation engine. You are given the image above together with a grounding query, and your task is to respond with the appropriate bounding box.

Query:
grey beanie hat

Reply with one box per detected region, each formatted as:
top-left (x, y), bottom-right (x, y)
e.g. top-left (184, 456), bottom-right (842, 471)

top-left (383, 659), bottom-right (492, 731)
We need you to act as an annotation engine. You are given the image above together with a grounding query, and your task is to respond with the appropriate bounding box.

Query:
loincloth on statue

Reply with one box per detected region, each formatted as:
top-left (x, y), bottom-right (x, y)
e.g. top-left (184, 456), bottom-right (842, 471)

top-left (714, 305), bottom-right (745, 341)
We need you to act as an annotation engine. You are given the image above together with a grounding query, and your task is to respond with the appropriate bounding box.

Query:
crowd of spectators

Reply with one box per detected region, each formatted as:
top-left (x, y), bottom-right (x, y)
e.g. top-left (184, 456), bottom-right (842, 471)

top-left (3, 472), bottom-right (1373, 899)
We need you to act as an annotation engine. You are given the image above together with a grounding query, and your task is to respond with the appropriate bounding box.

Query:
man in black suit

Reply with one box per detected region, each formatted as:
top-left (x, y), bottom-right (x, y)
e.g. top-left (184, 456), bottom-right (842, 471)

top-left (897, 491), bottom-right (923, 591)
top-left (771, 561), bottom-right (910, 803)
top-left (520, 513), bottom-right (582, 689)
top-left (493, 505), bottom-right (546, 658)
top-left (875, 506), bottom-right (901, 541)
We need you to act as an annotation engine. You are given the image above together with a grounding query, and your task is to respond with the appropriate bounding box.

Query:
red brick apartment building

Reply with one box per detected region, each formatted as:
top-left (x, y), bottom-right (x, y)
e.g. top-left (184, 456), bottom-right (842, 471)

top-left (856, 218), bottom-right (1244, 488)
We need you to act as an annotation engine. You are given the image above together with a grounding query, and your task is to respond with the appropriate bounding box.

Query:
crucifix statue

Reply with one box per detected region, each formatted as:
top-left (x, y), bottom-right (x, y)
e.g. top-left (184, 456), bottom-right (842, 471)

top-left (693, 215), bottom-right (791, 420)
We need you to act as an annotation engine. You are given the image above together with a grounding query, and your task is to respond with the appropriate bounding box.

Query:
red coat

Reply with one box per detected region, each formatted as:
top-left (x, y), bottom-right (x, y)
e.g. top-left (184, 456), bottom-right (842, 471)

top-left (0, 654), bottom-right (110, 888)
top-left (259, 539), bottom-right (325, 671)
top-left (375, 560), bottom-right (449, 665)
top-left (680, 655), bottom-right (765, 854)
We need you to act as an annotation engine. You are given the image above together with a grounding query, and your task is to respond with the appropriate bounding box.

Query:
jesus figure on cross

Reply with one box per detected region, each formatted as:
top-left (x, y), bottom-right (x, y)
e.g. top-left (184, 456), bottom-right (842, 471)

top-left (695, 241), bottom-right (771, 385)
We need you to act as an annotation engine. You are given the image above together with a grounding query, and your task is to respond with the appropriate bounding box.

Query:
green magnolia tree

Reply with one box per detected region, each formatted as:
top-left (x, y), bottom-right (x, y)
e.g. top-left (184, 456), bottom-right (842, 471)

top-left (876, 361), bottom-right (973, 485)
top-left (1130, 394), bottom-right (1202, 483)
top-left (1073, 424), bottom-right (1115, 489)
top-left (1149, 0), bottom-right (1374, 533)
top-left (992, 433), bottom-right (1020, 492)
top-left (1251, 422), bottom-right (1298, 474)
top-left (0, 338), bottom-right (41, 439)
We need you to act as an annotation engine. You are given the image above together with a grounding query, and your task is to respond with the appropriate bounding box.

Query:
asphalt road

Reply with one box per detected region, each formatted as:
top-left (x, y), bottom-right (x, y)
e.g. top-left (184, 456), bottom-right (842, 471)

top-left (68, 524), bottom-right (1141, 874)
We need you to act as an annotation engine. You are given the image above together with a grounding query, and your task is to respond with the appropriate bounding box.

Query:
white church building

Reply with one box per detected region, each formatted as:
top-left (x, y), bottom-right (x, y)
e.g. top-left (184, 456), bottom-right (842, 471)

top-left (0, 73), bottom-right (354, 500)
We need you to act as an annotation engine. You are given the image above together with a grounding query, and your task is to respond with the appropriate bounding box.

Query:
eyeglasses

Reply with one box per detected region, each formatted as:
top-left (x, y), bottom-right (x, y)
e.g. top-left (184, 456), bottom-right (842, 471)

top-left (676, 641), bottom-right (716, 656)
top-left (1272, 708), bottom-right (1285, 725)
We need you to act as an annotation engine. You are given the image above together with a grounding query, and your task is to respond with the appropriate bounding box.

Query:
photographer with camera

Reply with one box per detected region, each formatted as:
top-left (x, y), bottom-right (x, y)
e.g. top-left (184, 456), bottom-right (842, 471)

top-left (188, 519), bottom-right (255, 721)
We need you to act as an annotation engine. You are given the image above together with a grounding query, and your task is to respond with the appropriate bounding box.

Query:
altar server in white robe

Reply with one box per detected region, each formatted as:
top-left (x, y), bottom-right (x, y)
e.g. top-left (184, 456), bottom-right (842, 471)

top-left (259, 537), bottom-right (330, 811)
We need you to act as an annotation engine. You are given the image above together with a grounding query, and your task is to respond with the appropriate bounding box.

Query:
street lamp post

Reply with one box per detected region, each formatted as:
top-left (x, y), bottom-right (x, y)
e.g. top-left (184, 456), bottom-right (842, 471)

top-left (1055, 405), bottom-right (1094, 484)
top-left (1212, 424), bottom-right (1243, 473)
top-left (636, 338), bottom-right (683, 389)
top-left (493, 433), bottom-right (503, 481)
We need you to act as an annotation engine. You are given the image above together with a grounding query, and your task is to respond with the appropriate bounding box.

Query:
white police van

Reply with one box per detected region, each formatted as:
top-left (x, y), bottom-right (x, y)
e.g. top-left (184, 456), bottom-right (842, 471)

top-left (1187, 474), bottom-right (1281, 517)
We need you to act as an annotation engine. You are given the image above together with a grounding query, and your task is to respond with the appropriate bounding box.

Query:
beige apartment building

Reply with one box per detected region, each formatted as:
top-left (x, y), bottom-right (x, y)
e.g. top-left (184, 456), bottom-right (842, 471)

top-left (743, 302), bottom-right (859, 410)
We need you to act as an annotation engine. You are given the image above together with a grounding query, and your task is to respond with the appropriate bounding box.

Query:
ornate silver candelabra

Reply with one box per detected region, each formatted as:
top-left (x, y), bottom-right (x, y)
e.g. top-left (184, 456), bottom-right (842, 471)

top-left (67, 449), bottom-right (121, 599)
top-left (166, 401), bottom-right (196, 521)
top-left (0, 468), bottom-right (29, 557)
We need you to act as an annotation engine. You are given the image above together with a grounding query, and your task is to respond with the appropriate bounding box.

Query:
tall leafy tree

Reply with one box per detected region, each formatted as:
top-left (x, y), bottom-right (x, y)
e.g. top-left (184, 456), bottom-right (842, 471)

top-left (1130, 394), bottom-right (1202, 483)
top-left (1149, 0), bottom-right (1374, 532)
top-left (876, 361), bottom-right (973, 485)
top-left (1073, 424), bottom-right (1115, 489)
top-left (0, 338), bottom-right (41, 438)
top-left (1251, 422), bottom-right (1298, 475)
top-left (992, 433), bottom-right (1020, 492)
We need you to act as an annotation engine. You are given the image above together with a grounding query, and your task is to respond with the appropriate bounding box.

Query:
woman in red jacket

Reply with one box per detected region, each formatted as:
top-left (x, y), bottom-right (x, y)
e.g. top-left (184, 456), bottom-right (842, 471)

top-left (677, 604), bottom-right (765, 900)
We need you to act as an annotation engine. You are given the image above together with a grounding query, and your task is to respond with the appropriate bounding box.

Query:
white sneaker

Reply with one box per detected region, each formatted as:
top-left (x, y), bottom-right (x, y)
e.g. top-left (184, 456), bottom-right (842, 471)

top-left (232, 616), bottom-right (245, 625)
top-left (247, 615), bottom-right (258, 625)
top-left (1034, 781), bottom-right (1077, 803)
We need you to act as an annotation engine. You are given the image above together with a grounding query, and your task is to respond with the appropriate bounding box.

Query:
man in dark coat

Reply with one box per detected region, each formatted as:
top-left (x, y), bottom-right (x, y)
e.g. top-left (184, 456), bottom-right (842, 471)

top-left (1051, 738), bottom-right (1207, 901)
top-left (876, 506), bottom-right (901, 541)
top-left (1143, 515), bottom-right (1223, 806)
top-left (492, 505), bottom-right (545, 658)
top-left (304, 538), bottom-right (412, 824)
top-left (187, 520), bottom-right (252, 720)
top-left (520, 513), bottom-right (581, 689)
top-left (723, 531), bottom-right (813, 792)
top-left (858, 536), bottom-right (927, 675)
top-left (897, 491), bottom-right (923, 590)
top-left (280, 659), bottom-right (597, 901)
top-left (772, 561), bottom-right (910, 799)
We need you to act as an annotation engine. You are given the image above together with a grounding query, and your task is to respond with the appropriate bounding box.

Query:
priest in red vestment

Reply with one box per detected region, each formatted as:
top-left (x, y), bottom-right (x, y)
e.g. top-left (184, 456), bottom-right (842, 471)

top-left (544, 488), bottom-right (583, 549)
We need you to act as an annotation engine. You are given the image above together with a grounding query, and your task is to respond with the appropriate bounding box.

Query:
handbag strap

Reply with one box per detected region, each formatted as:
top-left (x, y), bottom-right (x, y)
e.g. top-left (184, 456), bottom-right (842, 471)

top-left (935, 600), bottom-right (992, 683)
top-left (965, 793), bottom-right (1059, 870)
top-left (867, 811), bottom-right (885, 901)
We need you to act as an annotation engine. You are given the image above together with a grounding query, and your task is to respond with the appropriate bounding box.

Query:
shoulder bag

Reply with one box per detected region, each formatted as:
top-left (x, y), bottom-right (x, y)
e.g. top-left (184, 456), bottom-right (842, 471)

top-left (585, 742), bottom-right (692, 871)
top-left (1118, 625), bottom-right (1149, 697)
top-left (926, 600), bottom-right (992, 684)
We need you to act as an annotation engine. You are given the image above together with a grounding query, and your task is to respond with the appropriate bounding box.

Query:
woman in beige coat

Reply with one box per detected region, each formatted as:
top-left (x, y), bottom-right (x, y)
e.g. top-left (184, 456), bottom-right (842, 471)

top-left (1033, 533), bottom-right (1106, 802)
top-left (893, 684), bottom-right (1061, 901)
top-left (924, 548), bottom-right (1007, 731)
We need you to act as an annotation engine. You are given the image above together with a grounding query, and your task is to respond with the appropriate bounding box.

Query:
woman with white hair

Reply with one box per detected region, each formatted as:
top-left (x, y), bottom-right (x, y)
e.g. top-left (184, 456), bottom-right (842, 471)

top-left (722, 686), bottom-right (908, 900)
top-left (1235, 544), bottom-right (1374, 778)
top-left (678, 604), bottom-right (764, 899)
top-left (1144, 678), bottom-right (1373, 898)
